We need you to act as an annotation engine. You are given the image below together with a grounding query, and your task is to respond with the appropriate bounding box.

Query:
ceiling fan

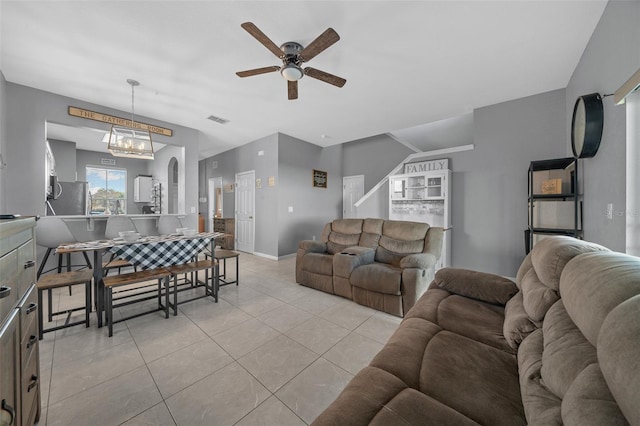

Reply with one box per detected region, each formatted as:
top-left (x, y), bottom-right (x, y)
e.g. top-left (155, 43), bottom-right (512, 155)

top-left (236, 22), bottom-right (347, 100)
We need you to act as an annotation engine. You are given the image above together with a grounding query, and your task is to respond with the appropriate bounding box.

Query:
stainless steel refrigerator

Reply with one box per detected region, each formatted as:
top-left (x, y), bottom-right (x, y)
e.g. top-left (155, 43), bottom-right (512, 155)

top-left (47, 181), bottom-right (90, 215)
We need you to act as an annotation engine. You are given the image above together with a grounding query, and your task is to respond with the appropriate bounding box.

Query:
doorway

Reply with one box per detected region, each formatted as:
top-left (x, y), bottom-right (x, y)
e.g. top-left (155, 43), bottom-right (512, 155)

top-left (207, 177), bottom-right (223, 232)
top-left (342, 175), bottom-right (364, 218)
top-left (235, 170), bottom-right (255, 253)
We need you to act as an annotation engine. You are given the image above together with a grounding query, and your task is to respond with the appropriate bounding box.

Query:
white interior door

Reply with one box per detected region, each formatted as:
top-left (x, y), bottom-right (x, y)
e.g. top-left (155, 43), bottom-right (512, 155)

top-left (207, 177), bottom-right (220, 232)
top-left (343, 175), bottom-right (364, 218)
top-left (235, 170), bottom-right (255, 253)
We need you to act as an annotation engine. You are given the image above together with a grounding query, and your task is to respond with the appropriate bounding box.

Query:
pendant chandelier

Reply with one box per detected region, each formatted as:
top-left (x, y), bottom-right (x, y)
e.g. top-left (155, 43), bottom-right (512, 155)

top-left (107, 79), bottom-right (154, 160)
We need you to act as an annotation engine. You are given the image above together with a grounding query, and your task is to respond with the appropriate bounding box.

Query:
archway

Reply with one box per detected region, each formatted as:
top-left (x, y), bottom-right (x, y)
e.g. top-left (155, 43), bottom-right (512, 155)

top-left (167, 157), bottom-right (179, 214)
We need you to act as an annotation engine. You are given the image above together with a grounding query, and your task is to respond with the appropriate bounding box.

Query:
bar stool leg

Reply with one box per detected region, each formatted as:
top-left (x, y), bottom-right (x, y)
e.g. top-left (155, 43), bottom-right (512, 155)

top-left (106, 287), bottom-right (113, 337)
top-left (164, 277), bottom-right (170, 319)
top-left (85, 279), bottom-right (91, 327)
top-left (38, 289), bottom-right (44, 340)
top-left (47, 289), bottom-right (53, 322)
top-left (173, 275), bottom-right (178, 316)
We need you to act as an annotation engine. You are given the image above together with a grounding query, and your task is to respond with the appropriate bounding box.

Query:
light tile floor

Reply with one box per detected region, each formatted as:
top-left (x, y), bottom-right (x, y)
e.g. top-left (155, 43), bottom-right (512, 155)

top-left (37, 254), bottom-right (402, 425)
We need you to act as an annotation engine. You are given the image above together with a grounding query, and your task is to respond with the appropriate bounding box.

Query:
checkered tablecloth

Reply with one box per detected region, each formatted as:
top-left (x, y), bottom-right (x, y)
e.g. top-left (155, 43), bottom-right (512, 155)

top-left (108, 233), bottom-right (218, 270)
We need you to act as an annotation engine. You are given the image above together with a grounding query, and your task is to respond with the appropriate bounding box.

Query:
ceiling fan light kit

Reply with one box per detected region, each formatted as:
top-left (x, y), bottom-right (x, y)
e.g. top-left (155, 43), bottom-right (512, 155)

top-left (236, 22), bottom-right (346, 100)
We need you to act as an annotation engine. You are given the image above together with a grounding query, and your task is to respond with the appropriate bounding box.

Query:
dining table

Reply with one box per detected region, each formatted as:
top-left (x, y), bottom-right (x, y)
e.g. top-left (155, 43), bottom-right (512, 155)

top-left (56, 231), bottom-right (225, 327)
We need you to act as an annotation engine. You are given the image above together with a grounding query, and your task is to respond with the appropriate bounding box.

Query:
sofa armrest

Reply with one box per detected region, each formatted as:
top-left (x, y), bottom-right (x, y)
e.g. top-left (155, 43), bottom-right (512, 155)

top-left (333, 246), bottom-right (375, 278)
top-left (433, 267), bottom-right (518, 305)
top-left (298, 240), bottom-right (327, 254)
top-left (400, 253), bottom-right (437, 270)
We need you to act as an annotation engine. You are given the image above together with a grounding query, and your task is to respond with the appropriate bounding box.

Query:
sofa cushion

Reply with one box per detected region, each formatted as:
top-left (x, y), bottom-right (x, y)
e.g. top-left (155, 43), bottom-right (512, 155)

top-left (301, 253), bottom-right (333, 275)
top-left (518, 329), bottom-right (562, 424)
top-left (519, 267), bottom-right (559, 322)
top-left (326, 219), bottom-right (363, 254)
top-left (503, 291), bottom-right (539, 351)
top-left (598, 296), bottom-right (640, 424)
top-left (311, 366), bottom-right (409, 426)
top-left (350, 263), bottom-right (402, 295)
top-left (436, 294), bottom-right (512, 352)
top-left (561, 364), bottom-right (628, 426)
top-left (382, 220), bottom-right (429, 241)
top-left (433, 268), bottom-right (518, 305)
top-left (540, 300), bottom-right (597, 400)
top-left (560, 252), bottom-right (640, 346)
top-left (360, 218), bottom-right (384, 249)
top-left (370, 388), bottom-right (480, 426)
top-left (530, 236), bottom-right (609, 291)
top-left (420, 331), bottom-right (525, 426)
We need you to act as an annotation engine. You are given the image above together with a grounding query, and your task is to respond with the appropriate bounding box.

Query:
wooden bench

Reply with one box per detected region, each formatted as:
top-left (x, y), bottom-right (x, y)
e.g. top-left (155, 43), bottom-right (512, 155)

top-left (37, 269), bottom-right (93, 340)
top-left (103, 268), bottom-right (171, 337)
top-left (166, 259), bottom-right (218, 315)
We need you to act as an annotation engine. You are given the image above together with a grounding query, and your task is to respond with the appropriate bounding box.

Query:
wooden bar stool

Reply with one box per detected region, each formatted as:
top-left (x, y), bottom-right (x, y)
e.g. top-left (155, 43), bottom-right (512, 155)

top-left (206, 249), bottom-right (239, 286)
top-left (37, 269), bottom-right (93, 340)
top-left (166, 259), bottom-right (218, 315)
top-left (103, 268), bottom-right (171, 337)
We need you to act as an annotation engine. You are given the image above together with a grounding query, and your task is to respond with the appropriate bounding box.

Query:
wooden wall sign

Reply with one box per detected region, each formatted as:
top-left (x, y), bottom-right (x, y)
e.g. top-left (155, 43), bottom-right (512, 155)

top-left (68, 106), bottom-right (173, 137)
top-left (313, 169), bottom-right (327, 188)
top-left (404, 158), bottom-right (449, 174)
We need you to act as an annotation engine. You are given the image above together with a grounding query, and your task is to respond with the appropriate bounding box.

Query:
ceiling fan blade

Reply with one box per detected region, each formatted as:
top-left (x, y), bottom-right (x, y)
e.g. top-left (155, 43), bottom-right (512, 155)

top-left (288, 80), bottom-right (298, 100)
top-left (304, 67), bottom-right (346, 88)
top-left (241, 22), bottom-right (283, 58)
top-left (236, 66), bottom-right (280, 78)
top-left (299, 28), bottom-right (340, 62)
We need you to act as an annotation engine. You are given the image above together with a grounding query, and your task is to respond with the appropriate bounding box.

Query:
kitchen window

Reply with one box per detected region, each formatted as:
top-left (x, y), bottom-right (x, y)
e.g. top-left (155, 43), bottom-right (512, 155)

top-left (86, 166), bottom-right (127, 215)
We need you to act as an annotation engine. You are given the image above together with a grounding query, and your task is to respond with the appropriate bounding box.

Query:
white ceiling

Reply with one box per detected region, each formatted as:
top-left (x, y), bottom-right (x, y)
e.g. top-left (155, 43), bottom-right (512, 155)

top-left (1, 1), bottom-right (607, 159)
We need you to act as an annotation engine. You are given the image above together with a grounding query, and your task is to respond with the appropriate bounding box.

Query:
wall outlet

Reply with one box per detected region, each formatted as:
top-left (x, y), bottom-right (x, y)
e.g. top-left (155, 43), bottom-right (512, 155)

top-left (312, 235), bottom-right (316, 241)
top-left (288, 206), bottom-right (293, 213)
top-left (606, 203), bottom-right (613, 220)
top-left (190, 206), bottom-right (196, 213)
top-left (258, 150), bottom-right (265, 156)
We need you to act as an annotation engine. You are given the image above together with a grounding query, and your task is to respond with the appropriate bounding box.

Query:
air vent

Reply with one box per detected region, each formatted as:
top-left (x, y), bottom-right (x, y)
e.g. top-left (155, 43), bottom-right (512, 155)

top-left (212, 161), bottom-right (218, 169)
top-left (207, 115), bottom-right (229, 124)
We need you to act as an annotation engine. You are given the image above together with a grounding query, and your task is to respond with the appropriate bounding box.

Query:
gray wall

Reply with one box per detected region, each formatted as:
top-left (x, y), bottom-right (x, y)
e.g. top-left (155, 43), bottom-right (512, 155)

top-left (565, 0), bottom-right (640, 252)
top-left (48, 139), bottom-right (77, 182)
top-left (350, 90), bottom-right (567, 276)
top-left (3, 83), bottom-right (200, 228)
top-left (199, 134), bottom-right (279, 257)
top-left (278, 134), bottom-right (343, 256)
top-left (199, 133), bottom-right (344, 258)
top-left (343, 134), bottom-right (414, 193)
top-left (456, 89), bottom-right (567, 275)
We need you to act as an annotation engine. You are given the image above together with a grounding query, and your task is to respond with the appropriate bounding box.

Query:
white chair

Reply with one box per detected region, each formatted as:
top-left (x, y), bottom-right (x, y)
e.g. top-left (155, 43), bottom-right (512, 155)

top-left (35, 217), bottom-right (92, 319)
top-left (158, 216), bottom-right (183, 235)
top-left (35, 217), bottom-right (92, 279)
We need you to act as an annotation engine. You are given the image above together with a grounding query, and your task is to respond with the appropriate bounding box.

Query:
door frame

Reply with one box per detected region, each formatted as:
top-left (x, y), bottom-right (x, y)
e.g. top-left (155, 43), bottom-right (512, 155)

top-left (235, 170), bottom-right (255, 253)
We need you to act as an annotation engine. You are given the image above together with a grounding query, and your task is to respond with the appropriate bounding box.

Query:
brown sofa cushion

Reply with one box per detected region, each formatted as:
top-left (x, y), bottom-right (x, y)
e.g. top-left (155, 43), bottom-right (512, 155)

top-left (519, 267), bottom-right (559, 322)
top-left (503, 291), bottom-right (539, 351)
top-left (433, 268), bottom-right (518, 305)
top-left (421, 331), bottom-right (525, 426)
top-left (436, 294), bottom-right (512, 352)
top-left (326, 219), bottom-right (363, 254)
top-left (301, 253), bottom-right (333, 275)
top-left (350, 263), bottom-right (402, 295)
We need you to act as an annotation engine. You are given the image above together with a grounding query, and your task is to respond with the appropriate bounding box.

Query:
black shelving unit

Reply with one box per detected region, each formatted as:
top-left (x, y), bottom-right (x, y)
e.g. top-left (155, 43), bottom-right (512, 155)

top-left (527, 157), bottom-right (581, 253)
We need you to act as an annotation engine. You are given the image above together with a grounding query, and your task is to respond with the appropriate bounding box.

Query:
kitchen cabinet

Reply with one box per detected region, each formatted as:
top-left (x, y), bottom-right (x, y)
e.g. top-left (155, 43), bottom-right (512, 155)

top-left (0, 218), bottom-right (40, 426)
top-left (213, 218), bottom-right (234, 250)
top-left (133, 176), bottom-right (153, 203)
top-left (389, 170), bottom-right (451, 269)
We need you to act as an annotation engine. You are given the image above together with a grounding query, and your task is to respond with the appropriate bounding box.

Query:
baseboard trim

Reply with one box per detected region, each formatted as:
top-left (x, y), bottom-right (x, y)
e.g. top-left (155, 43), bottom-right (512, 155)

top-left (252, 251), bottom-right (297, 261)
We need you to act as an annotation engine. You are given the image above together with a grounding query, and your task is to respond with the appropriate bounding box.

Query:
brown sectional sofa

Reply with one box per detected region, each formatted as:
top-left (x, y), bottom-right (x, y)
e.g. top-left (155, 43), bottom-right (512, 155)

top-left (296, 218), bottom-right (444, 317)
top-left (313, 236), bottom-right (640, 425)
